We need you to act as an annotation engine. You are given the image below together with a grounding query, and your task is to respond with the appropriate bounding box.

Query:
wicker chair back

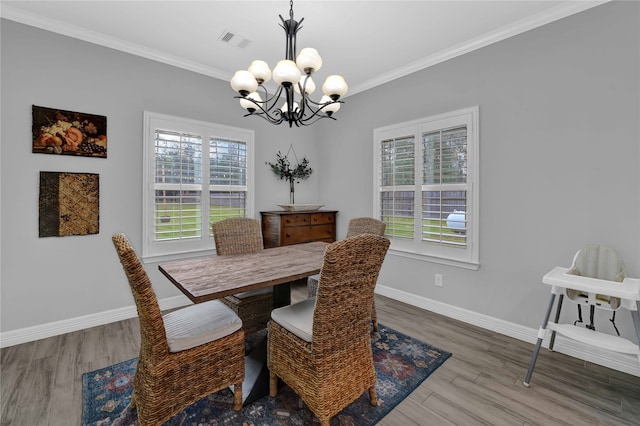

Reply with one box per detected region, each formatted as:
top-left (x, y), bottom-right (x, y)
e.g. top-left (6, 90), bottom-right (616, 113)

top-left (268, 234), bottom-right (390, 425)
top-left (213, 217), bottom-right (263, 255)
top-left (112, 233), bottom-right (245, 424)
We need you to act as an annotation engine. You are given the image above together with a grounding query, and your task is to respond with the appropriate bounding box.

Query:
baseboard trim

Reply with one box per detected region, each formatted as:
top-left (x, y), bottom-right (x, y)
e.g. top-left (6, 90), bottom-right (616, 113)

top-left (375, 285), bottom-right (640, 377)
top-left (0, 295), bottom-right (191, 348)
top-left (3, 287), bottom-right (639, 377)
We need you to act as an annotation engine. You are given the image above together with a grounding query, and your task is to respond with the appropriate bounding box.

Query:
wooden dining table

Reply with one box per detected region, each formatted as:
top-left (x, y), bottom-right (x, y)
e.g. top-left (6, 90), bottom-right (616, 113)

top-left (159, 240), bottom-right (329, 308)
top-left (158, 240), bottom-right (330, 405)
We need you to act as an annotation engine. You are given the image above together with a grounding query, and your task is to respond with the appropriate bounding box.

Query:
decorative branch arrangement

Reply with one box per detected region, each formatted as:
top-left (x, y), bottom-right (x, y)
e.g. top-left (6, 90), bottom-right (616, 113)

top-left (266, 147), bottom-right (313, 204)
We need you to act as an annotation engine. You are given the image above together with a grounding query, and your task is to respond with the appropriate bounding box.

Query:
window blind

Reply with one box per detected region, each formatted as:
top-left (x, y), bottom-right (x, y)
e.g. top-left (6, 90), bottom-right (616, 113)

top-left (380, 136), bottom-right (415, 239)
top-left (208, 138), bottom-right (247, 231)
top-left (422, 126), bottom-right (468, 248)
top-left (154, 129), bottom-right (203, 241)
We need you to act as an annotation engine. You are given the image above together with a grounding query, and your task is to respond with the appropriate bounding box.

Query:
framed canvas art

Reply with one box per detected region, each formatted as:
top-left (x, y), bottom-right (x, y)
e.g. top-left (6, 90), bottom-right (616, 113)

top-left (39, 171), bottom-right (100, 237)
top-left (32, 105), bottom-right (107, 158)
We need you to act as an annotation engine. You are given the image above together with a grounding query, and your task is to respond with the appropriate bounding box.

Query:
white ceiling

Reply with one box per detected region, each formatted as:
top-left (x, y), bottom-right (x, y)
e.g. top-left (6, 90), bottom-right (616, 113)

top-left (1, 0), bottom-right (606, 96)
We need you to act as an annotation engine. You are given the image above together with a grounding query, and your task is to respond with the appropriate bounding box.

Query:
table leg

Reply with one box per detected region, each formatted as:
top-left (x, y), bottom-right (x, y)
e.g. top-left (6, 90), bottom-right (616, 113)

top-left (240, 337), bottom-right (269, 405)
top-left (272, 282), bottom-right (291, 308)
top-left (524, 292), bottom-right (556, 387)
top-left (272, 278), bottom-right (306, 308)
top-left (242, 277), bottom-right (307, 405)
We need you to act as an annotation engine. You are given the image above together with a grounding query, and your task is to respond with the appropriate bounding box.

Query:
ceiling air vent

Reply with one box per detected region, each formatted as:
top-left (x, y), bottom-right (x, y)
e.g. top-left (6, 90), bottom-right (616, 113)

top-left (218, 30), bottom-right (250, 48)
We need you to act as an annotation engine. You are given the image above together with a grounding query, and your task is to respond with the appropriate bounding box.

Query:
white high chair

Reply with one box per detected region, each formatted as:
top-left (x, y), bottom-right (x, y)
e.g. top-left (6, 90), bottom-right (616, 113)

top-left (523, 245), bottom-right (640, 387)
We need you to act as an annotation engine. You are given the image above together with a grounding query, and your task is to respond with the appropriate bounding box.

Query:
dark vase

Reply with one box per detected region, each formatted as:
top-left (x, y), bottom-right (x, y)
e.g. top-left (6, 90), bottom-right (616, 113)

top-left (289, 180), bottom-right (295, 204)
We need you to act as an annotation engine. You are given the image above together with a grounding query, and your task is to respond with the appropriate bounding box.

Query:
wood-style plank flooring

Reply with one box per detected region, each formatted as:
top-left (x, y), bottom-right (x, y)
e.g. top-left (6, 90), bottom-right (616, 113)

top-left (2, 283), bottom-right (639, 425)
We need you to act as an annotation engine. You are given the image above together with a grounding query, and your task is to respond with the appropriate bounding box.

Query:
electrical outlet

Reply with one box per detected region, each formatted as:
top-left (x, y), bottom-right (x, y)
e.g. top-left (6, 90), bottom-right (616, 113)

top-left (435, 273), bottom-right (443, 287)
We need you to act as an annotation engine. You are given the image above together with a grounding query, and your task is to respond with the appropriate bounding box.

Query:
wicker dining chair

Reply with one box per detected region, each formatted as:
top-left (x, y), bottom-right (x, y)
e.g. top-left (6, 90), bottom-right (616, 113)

top-left (212, 217), bottom-right (273, 336)
top-left (307, 217), bottom-right (386, 330)
top-left (268, 234), bottom-right (390, 426)
top-left (112, 233), bottom-right (245, 425)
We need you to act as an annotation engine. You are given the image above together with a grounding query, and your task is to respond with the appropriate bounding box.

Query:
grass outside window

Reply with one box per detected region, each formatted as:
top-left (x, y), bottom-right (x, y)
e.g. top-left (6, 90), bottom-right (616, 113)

top-left (385, 216), bottom-right (466, 246)
top-left (155, 204), bottom-right (245, 240)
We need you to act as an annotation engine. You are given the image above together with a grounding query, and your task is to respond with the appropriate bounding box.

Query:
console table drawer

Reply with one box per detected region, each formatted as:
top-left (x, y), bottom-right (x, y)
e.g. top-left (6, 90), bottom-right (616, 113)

top-left (310, 212), bottom-right (336, 225)
top-left (261, 210), bottom-right (338, 248)
top-left (283, 224), bottom-right (336, 244)
top-left (283, 214), bottom-right (311, 226)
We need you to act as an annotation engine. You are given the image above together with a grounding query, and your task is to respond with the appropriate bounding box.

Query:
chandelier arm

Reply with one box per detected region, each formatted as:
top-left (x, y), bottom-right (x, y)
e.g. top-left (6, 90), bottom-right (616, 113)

top-left (299, 98), bottom-right (307, 119)
top-left (235, 84), bottom-right (284, 114)
top-left (284, 86), bottom-right (297, 127)
top-left (306, 98), bottom-right (345, 108)
top-left (298, 97), bottom-right (343, 119)
top-left (296, 76), bottom-right (309, 118)
top-left (296, 73), bottom-right (319, 118)
top-left (260, 85), bottom-right (285, 112)
top-left (297, 114), bottom-right (337, 126)
top-left (234, 85), bottom-right (287, 125)
top-left (296, 93), bottom-right (307, 119)
top-left (299, 106), bottom-right (331, 122)
top-left (236, 102), bottom-right (284, 125)
top-left (234, 98), bottom-right (285, 125)
top-left (249, 111), bottom-right (286, 125)
top-left (279, 15), bottom-right (301, 60)
top-left (293, 19), bottom-right (303, 59)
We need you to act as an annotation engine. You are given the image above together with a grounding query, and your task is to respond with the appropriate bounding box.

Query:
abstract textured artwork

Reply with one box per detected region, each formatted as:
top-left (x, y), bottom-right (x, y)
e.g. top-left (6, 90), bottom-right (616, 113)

top-left (39, 171), bottom-right (99, 237)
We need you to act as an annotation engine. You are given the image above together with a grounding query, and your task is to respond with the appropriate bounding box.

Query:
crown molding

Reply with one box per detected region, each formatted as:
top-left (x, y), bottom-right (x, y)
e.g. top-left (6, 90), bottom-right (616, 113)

top-left (0, 3), bottom-right (232, 80)
top-left (347, 0), bottom-right (609, 96)
top-left (0, 1), bottom-right (609, 96)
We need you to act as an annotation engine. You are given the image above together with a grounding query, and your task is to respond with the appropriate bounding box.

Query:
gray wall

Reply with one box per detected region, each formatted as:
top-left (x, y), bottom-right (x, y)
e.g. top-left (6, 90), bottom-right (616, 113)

top-left (0, 19), bottom-right (322, 331)
top-left (317, 1), bottom-right (639, 337)
top-left (2, 2), bottom-right (639, 348)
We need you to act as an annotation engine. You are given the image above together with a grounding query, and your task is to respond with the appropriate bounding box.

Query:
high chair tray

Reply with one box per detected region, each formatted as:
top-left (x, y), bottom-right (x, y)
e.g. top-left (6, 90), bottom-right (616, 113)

top-left (543, 267), bottom-right (640, 301)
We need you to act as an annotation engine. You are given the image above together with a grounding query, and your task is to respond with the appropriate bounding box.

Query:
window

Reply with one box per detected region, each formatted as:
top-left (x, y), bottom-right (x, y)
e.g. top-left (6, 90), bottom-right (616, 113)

top-left (374, 106), bottom-right (479, 269)
top-left (143, 112), bottom-right (254, 260)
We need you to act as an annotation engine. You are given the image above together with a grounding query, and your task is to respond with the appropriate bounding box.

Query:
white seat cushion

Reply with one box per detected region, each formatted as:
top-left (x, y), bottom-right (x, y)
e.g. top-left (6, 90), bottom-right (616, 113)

top-left (163, 300), bottom-right (242, 352)
top-left (233, 286), bottom-right (272, 299)
top-left (270, 297), bottom-right (316, 342)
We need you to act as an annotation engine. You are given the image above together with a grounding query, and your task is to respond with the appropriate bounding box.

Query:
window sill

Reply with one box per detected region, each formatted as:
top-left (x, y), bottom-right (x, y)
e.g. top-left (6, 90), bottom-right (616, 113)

top-left (388, 247), bottom-right (480, 270)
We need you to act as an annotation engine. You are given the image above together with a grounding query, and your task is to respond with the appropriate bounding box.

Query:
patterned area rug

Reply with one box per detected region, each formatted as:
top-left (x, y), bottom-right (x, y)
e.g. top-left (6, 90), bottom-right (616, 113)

top-left (82, 324), bottom-right (451, 425)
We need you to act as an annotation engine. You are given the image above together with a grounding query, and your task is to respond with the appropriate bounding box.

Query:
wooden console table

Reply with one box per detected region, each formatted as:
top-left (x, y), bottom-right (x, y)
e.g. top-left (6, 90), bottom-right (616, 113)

top-left (260, 210), bottom-right (337, 248)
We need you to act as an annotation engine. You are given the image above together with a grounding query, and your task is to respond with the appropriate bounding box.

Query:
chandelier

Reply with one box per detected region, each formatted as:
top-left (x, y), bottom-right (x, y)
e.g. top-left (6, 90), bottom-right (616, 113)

top-left (229, 1), bottom-right (348, 127)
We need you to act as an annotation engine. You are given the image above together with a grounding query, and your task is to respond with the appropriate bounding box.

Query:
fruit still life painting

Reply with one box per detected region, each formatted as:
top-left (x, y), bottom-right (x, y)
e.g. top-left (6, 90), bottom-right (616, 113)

top-left (32, 105), bottom-right (107, 158)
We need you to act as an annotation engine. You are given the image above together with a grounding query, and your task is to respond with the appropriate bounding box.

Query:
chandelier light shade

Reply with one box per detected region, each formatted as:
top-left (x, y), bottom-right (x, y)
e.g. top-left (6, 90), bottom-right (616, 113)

top-left (229, 0), bottom-right (347, 127)
top-left (230, 70), bottom-right (258, 95)
top-left (272, 60), bottom-right (301, 86)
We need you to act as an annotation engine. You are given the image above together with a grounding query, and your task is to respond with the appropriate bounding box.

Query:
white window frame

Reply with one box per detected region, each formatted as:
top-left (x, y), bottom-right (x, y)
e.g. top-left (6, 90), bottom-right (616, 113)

top-left (142, 112), bottom-right (255, 262)
top-left (373, 106), bottom-right (479, 270)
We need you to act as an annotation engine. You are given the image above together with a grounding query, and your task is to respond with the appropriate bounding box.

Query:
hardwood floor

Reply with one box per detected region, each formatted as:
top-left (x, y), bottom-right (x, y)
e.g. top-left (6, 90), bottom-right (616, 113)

top-left (1, 283), bottom-right (639, 425)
